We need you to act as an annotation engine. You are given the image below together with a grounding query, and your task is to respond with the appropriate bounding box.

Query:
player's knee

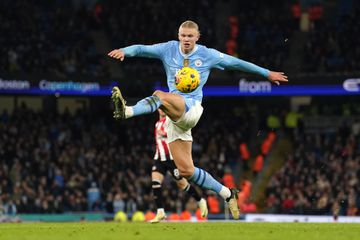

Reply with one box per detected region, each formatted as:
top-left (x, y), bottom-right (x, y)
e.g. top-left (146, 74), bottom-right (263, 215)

top-left (178, 166), bottom-right (194, 178)
top-left (153, 90), bottom-right (165, 99)
top-left (153, 90), bottom-right (171, 105)
top-left (152, 180), bottom-right (162, 189)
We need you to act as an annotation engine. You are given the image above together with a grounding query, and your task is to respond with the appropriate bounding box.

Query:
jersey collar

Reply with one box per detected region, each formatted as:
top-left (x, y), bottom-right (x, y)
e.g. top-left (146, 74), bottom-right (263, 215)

top-left (178, 44), bottom-right (198, 58)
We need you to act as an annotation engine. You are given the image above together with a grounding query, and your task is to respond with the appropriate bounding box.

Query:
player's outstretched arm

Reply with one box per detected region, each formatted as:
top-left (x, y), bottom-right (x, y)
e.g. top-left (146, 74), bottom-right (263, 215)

top-left (268, 71), bottom-right (288, 85)
top-left (210, 49), bottom-right (289, 85)
top-left (108, 43), bottom-right (168, 61)
top-left (108, 49), bottom-right (125, 61)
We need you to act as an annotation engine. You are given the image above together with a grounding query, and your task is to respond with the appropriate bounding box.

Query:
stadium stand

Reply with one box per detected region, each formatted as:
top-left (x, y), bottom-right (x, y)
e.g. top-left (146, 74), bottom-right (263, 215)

top-left (302, 0), bottom-right (360, 73)
top-left (1, 0), bottom-right (360, 219)
top-left (0, 101), bottom-right (255, 214)
top-left (0, 0), bottom-right (108, 79)
top-left (265, 101), bottom-right (360, 215)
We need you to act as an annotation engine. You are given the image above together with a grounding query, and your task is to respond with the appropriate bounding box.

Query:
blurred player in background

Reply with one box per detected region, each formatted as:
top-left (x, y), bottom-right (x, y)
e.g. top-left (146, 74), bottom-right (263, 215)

top-left (109, 20), bottom-right (288, 219)
top-left (150, 109), bottom-right (207, 223)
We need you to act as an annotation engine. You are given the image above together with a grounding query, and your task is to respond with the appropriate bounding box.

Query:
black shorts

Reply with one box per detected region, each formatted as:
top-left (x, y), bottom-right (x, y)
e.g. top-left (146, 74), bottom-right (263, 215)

top-left (152, 159), bottom-right (182, 180)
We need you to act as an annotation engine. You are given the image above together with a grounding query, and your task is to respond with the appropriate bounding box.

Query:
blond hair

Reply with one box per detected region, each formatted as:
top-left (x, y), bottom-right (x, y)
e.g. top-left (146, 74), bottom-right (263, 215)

top-left (179, 20), bottom-right (200, 35)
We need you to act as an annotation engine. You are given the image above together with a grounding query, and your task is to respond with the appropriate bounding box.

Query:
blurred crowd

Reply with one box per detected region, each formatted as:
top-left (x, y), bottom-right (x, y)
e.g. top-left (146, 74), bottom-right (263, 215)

top-left (0, 102), bottom-right (250, 215)
top-left (0, 0), bottom-right (216, 78)
top-left (230, 0), bottom-right (294, 71)
top-left (0, 0), bottom-right (108, 79)
top-left (265, 103), bottom-right (360, 216)
top-left (101, 0), bottom-right (217, 76)
top-left (1, 98), bottom-right (359, 217)
top-left (302, 0), bottom-right (360, 73)
top-left (1, 0), bottom-right (359, 79)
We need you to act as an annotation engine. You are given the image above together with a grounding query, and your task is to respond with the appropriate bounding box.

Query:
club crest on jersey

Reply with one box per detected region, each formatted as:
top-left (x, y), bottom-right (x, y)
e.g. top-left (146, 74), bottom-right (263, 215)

top-left (195, 59), bottom-right (202, 67)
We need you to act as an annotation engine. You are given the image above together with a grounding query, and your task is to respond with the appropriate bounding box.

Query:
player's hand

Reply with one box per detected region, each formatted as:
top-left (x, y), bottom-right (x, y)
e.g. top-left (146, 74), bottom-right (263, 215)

top-left (108, 49), bottom-right (125, 61)
top-left (268, 71), bottom-right (288, 85)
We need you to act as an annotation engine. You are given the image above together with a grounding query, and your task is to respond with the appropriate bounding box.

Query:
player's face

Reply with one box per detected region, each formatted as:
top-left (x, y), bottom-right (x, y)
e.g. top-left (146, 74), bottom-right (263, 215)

top-left (178, 27), bottom-right (199, 54)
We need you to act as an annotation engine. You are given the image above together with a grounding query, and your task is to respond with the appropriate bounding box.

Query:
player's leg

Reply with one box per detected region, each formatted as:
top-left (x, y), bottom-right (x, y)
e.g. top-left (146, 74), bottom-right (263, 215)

top-left (111, 87), bottom-right (184, 121)
top-left (150, 163), bottom-right (167, 223)
top-left (175, 178), bottom-right (208, 218)
top-left (167, 161), bottom-right (208, 218)
top-left (153, 90), bottom-right (185, 121)
top-left (169, 140), bottom-right (240, 219)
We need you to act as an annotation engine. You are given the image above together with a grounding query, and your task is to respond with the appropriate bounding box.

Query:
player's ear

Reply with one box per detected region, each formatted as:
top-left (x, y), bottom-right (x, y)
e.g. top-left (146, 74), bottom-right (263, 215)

top-left (178, 27), bottom-right (183, 39)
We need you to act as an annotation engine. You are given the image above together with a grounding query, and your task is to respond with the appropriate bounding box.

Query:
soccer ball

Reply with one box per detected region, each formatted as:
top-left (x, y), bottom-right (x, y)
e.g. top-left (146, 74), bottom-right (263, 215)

top-left (131, 211), bottom-right (145, 222)
top-left (175, 67), bottom-right (200, 93)
top-left (114, 211), bottom-right (127, 222)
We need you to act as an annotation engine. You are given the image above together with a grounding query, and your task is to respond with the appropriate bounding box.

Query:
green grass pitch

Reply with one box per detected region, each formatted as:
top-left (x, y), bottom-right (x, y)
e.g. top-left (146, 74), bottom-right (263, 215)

top-left (0, 222), bottom-right (359, 240)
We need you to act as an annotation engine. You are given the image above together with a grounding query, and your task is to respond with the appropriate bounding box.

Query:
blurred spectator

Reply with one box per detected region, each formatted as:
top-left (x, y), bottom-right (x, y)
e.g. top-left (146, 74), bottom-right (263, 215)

top-left (239, 143), bottom-right (250, 170)
top-left (87, 182), bottom-right (100, 211)
top-left (3, 200), bottom-right (17, 216)
top-left (241, 199), bottom-right (257, 213)
top-left (113, 193), bottom-right (125, 214)
top-left (267, 112), bottom-right (281, 130)
top-left (207, 192), bottom-right (221, 214)
top-left (222, 168), bottom-right (236, 189)
top-left (252, 154), bottom-right (264, 177)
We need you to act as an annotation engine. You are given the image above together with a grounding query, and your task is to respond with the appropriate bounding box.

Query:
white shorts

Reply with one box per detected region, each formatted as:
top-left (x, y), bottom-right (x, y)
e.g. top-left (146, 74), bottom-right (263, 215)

top-left (165, 101), bottom-right (203, 143)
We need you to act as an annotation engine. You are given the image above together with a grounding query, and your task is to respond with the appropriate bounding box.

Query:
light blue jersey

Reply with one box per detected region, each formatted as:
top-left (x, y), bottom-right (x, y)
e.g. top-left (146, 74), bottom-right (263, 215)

top-left (122, 41), bottom-right (269, 104)
top-left (120, 41), bottom-right (267, 203)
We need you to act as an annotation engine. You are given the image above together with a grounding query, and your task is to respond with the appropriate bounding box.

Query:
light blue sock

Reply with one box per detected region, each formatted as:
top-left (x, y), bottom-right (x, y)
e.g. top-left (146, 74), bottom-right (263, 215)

top-left (132, 95), bottom-right (161, 116)
top-left (188, 167), bottom-right (223, 194)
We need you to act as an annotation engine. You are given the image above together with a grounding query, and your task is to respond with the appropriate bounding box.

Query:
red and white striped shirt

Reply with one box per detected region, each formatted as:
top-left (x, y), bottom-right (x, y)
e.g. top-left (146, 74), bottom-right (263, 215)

top-left (154, 117), bottom-right (173, 161)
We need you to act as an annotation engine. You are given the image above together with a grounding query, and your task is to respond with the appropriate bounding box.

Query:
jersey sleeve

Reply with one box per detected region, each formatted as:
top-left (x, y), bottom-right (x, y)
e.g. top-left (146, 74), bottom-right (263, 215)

top-left (208, 48), bottom-right (269, 78)
top-left (121, 42), bottom-right (169, 59)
